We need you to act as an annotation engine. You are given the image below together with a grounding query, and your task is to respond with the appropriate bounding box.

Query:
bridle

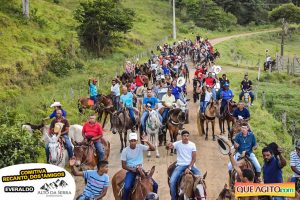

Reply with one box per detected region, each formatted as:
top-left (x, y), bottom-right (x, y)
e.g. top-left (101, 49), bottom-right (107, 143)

top-left (74, 143), bottom-right (92, 167)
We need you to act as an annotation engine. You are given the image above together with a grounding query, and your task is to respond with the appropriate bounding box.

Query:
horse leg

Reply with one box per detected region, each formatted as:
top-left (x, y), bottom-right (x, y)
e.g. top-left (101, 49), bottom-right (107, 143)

top-left (169, 130), bottom-right (174, 155)
top-left (119, 132), bottom-right (123, 153)
top-left (205, 120), bottom-right (208, 141)
top-left (148, 134), bottom-right (152, 158)
top-left (212, 120), bottom-right (215, 141)
top-left (124, 131), bottom-right (127, 148)
top-left (102, 112), bottom-right (108, 129)
top-left (155, 132), bottom-right (160, 158)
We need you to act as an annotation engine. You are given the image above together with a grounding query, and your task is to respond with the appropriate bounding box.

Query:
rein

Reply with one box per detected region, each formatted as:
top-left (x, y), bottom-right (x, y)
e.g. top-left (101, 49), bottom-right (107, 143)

top-left (74, 143), bottom-right (92, 167)
top-left (49, 141), bottom-right (64, 165)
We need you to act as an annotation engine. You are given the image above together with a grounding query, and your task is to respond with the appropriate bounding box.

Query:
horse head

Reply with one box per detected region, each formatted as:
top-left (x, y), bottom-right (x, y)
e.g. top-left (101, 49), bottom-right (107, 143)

top-left (194, 172), bottom-right (207, 200)
top-left (48, 134), bottom-right (62, 164)
top-left (217, 184), bottom-right (233, 200)
top-left (148, 110), bottom-right (162, 130)
top-left (179, 173), bottom-right (195, 198)
top-left (73, 142), bottom-right (89, 168)
top-left (110, 112), bottom-right (120, 134)
top-left (136, 166), bottom-right (158, 200)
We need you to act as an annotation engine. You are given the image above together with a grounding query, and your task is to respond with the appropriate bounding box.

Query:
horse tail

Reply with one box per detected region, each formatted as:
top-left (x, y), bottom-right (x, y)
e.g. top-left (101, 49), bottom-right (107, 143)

top-left (197, 112), bottom-right (204, 136)
top-left (78, 99), bottom-right (83, 114)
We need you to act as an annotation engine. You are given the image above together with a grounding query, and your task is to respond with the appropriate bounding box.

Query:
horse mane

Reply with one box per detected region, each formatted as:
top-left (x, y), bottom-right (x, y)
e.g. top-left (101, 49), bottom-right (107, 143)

top-left (24, 122), bottom-right (44, 130)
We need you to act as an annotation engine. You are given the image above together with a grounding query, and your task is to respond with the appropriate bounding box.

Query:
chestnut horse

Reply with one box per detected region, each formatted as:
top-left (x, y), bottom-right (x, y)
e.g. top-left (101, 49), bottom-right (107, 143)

top-left (97, 94), bottom-right (114, 128)
top-left (112, 166), bottom-right (158, 200)
top-left (167, 108), bottom-right (186, 154)
top-left (219, 100), bottom-right (236, 137)
top-left (77, 94), bottom-right (102, 114)
top-left (73, 139), bottom-right (110, 170)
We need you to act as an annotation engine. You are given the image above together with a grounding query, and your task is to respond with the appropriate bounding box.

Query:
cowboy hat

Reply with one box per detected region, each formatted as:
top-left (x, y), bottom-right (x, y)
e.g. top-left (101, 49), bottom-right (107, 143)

top-left (217, 136), bottom-right (231, 155)
top-left (50, 102), bottom-right (62, 108)
top-left (177, 77), bottom-right (185, 87)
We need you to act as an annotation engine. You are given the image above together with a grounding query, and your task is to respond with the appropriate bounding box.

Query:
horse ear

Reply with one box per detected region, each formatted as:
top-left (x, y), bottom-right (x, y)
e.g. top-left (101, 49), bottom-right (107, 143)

top-left (203, 171), bottom-right (207, 180)
top-left (148, 166), bottom-right (155, 178)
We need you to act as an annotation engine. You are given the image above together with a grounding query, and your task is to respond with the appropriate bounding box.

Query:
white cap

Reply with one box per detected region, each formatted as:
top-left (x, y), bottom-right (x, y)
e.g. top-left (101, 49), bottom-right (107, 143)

top-left (128, 132), bottom-right (138, 141)
top-left (50, 102), bottom-right (62, 108)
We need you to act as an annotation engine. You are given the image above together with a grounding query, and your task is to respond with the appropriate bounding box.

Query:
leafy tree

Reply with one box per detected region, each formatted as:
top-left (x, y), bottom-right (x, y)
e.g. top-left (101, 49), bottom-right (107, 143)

top-left (74, 0), bottom-right (135, 56)
top-left (269, 3), bottom-right (300, 23)
top-left (185, 0), bottom-right (237, 30)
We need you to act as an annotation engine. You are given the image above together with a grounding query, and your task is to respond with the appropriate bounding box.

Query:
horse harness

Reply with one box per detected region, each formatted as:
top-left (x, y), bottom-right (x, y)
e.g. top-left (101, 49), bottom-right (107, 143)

top-left (49, 139), bottom-right (64, 165)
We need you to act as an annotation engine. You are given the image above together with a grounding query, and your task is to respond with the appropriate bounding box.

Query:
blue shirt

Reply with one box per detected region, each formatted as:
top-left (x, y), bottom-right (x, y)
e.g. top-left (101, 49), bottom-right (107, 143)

top-left (121, 144), bottom-right (149, 168)
top-left (263, 156), bottom-right (283, 183)
top-left (234, 132), bottom-right (257, 154)
top-left (89, 83), bottom-right (98, 97)
top-left (170, 85), bottom-right (182, 99)
top-left (233, 108), bottom-right (250, 119)
top-left (82, 170), bottom-right (109, 198)
top-left (143, 96), bottom-right (158, 109)
top-left (49, 109), bottom-right (66, 119)
top-left (221, 89), bottom-right (234, 100)
top-left (120, 92), bottom-right (134, 108)
top-left (162, 66), bottom-right (170, 75)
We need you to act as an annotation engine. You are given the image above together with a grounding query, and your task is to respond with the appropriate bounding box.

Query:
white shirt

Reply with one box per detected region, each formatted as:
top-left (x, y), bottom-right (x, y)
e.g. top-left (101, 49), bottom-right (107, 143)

top-left (121, 144), bottom-right (149, 168)
top-left (290, 150), bottom-right (300, 177)
top-left (162, 94), bottom-right (175, 107)
top-left (111, 83), bottom-right (120, 96)
top-left (173, 140), bottom-right (197, 166)
top-left (204, 91), bottom-right (213, 102)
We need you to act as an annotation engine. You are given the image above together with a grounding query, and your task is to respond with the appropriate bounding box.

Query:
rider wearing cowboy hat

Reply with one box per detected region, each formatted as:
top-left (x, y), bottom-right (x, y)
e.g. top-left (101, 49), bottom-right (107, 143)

top-left (43, 101), bottom-right (66, 121)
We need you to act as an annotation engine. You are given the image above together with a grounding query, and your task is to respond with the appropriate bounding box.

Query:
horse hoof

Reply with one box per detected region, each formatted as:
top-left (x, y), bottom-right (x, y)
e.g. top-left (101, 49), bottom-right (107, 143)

top-left (205, 137), bottom-right (208, 141)
top-left (170, 153), bottom-right (173, 156)
top-left (147, 155), bottom-right (151, 158)
top-left (156, 155), bottom-right (160, 158)
top-left (213, 137), bottom-right (216, 141)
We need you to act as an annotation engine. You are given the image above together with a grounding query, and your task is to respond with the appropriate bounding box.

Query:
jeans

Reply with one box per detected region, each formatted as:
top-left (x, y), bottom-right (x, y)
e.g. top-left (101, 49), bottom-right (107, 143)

top-left (170, 165), bottom-right (201, 200)
top-left (162, 108), bottom-right (170, 123)
top-left (113, 96), bottom-right (120, 111)
top-left (239, 91), bottom-right (255, 103)
top-left (212, 88), bottom-right (216, 101)
top-left (127, 107), bottom-right (136, 125)
top-left (141, 111), bottom-right (162, 132)
top-left (228, 152), bottom-right (261, 172)
top-left (220, 99), bottom-right (227, 114)
top-left (46, 134), bottom-right (73, 162)
top-left (90, 96), bottom-right (97, 104)
top-left (200, 101), bottom-right (208, 113)
top-left (273, 197), bottom-right (286, 200)
top-left (94, 140), bottom-right (105, 162)
top-left (123, 171), bottom-right (158, 200)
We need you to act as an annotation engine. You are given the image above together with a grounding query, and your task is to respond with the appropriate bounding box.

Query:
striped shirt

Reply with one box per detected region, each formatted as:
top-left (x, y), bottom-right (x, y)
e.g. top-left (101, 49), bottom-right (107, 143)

top-left (82, 170), bottom-right (109, 198)
top-left (290, 150), bottom-right (300, 177)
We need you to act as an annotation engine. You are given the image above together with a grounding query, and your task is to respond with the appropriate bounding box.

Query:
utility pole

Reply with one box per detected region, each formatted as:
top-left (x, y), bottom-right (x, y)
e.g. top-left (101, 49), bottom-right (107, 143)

top-left (172, 0), bottom-right (176, 40)
top-left (280, 18), bottom-right (288, 57)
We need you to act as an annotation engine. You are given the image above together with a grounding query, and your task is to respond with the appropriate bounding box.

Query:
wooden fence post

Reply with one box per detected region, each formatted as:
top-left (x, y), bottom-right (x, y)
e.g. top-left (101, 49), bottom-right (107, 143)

top-left (282, 111), bottom-right (287, 131)
top-left (261, 91), bottom-right (265, 109)
top-left (290, 120), bottom-right (297, 145)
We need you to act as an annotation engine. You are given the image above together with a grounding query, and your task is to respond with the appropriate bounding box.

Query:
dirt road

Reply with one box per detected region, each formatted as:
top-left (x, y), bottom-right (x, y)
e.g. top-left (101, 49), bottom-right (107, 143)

top-left (74, 29), bottom-right (279, 200)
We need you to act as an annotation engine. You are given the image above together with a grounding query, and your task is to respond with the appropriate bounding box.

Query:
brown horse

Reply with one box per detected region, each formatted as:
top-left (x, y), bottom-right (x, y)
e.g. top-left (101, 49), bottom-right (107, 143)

top-left (167, 108), bottom-right (186, 154)
top-left (96, 93), bottom-right (114, 128)
top-left (73, 139), bottom-right (110, 170)
top-left (167, 162), bottom-right (208, 200)
top-left (219, 101), bottom-right (236, 137)
top-left (110, 108), bottom-right (140, 152)
top-left (112, 166), bottom-right (158, 200)
top-left (198, 99), bottom-right (220, 141)
top-left (216, 184), bottom-right (234, 200)
top-left (77, 94), bottom-right (102, 114)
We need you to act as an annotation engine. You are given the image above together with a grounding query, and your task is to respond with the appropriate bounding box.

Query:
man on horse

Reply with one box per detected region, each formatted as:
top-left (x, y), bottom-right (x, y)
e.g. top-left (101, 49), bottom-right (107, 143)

top-left (88, 78), bottom-right (98, 104)
top-left (43, 101), bottom-right (66, 121)
top-left (161, 87), bottom-right (176, 125)
top-left (228, 123), bottom-right (261, 182)
top-left (141, 88), bottom-right (162, 135)
top-left (120, 86), bottom-right (136, 128)
top-left (170, 80), bottom-right (183, 102)
top-left (220, 83), bottom-right (234, 118)
top-left (233, 101), bottom-right (250, 123)
top-left (46, 109), bottom-right (73, 163)
top-left (217, 74), bottom-right (230, 100)
top-left (70, 160), bottom-right (109, 200)
top-left (239, 74), bottom-right (254, 106)
top-left (204, 72), bottom-right (216, 100)
top-left (111, 78), bottom-right (120, 111)
top-left (82, 115), bottom-right (106, 162)
top-left (167, 130), bottom-right (202, 200)
top-left (120, 132), bottom-right (158, 200)
top-left (135, 71), bottom-right (145, 89)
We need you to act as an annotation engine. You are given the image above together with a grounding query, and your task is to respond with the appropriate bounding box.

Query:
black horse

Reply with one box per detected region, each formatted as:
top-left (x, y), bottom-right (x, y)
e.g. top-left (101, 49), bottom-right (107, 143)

top-left (263, 60), bottom-right (276, 72)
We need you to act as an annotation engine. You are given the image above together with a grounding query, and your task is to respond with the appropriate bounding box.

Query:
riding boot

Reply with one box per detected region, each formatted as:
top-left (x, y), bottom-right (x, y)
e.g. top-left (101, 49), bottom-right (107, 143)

top-left (255, 172), bottom-right (261, 183)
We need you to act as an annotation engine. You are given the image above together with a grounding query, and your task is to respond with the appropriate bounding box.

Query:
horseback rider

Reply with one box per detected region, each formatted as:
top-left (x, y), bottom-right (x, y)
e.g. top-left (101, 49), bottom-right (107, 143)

top-left (239, 74), bottom-right (254, 106)
top-left (170, 80), bottom-right (182, 101)
top-left (70, 160), bottom-right (109, 200)
top-left (141, 88), bottom-right (162, 135)
top-left (121, 132), bottom-right (158, 200)
top-left (233, 101), bottom-right (250, 123)
top-left (200, 86), bottom-right (213, 117)
top-left (203, 72), bottom-right (216, 100)
top-left (217, 74), bottom-right (230, 100)
top-left (43, 101), bottom-right (66, 121)
top-left (111, 78), bottom-right (120, 111)
top-left (228, 123), bottom-right (261, 182)
top-left (266, 55), bottom-right (272, 70)
top-left (46, 109), bottom-right (74, 163)
top-left (167, 130), bottom-right (202, 200)
top-left (290, 140), bottom-right (300, 184)
top-left (88, 78), bottom-right (98, 104)
top-left (135, 71), bottom-right (145, 89)
top-left (120, 86), bottom-right (136, 128)
top-left (161, 87), bottom-right (176, 125)
top-left (82, 115), bottom-right (106, 162)
top-left (220, 83), bottom-right (234, 117)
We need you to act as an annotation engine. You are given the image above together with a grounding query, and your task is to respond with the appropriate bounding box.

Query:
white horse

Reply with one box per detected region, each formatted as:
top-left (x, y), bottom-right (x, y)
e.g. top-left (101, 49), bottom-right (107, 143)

top-left (146, 110), bottom-right (162, 158)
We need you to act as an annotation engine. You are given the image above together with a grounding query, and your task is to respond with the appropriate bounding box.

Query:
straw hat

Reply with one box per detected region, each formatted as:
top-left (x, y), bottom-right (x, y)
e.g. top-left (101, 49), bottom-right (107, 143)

top-left (217, 136), bottom-right (231, 155)
top-left (50, 102), bottom-right (62, 108)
